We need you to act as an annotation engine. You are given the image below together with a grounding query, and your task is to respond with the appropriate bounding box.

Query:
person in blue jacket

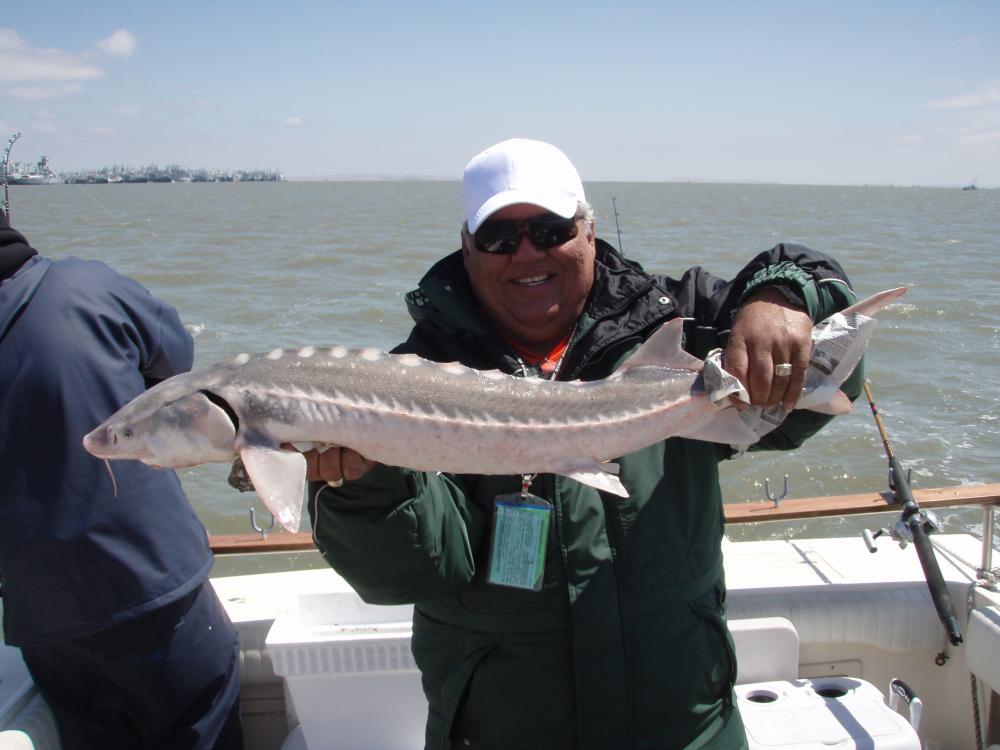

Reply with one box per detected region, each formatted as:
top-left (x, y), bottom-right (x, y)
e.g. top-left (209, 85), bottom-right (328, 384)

top-left (0, 216), bottom-right (243, 750)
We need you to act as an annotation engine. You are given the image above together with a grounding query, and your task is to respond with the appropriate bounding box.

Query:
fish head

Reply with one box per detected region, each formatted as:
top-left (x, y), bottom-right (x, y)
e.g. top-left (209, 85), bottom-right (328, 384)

top-left (83, 390), bottom-right (238, 468)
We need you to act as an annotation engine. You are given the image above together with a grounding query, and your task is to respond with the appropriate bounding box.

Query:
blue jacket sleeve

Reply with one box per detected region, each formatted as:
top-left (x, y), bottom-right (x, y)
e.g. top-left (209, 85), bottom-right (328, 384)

top-left (144, 299), bottom-right (194, 382)
top-left (110, 270), bottom-right (194, 384)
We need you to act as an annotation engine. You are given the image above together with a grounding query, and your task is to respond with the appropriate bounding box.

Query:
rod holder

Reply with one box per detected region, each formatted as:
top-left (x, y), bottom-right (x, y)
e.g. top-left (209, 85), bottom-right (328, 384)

top-left (888, 678), bottom-right (922, 732)
top-left (764, 475), bottom-right (789, 507)
top-left (250, 507), bottom-right (275, 539)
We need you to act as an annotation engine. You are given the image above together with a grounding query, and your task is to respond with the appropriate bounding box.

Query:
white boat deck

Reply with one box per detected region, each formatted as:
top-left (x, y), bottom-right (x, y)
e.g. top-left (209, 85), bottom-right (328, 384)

top-left (723, 533), bottom-right (984, 590)
top-left (210, 533), bottom-right (988, 630)
top-left (3, 534), bottom-right (995, 749)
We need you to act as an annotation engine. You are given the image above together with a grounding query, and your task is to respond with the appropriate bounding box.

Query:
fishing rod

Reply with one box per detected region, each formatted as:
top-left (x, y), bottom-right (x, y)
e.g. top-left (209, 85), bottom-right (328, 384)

top-left (2, 132), bottom-right (20, 224)
top-left (612, 197), bottom-right (624, 255)
top-left (862, 379), bottom-right (963, 647)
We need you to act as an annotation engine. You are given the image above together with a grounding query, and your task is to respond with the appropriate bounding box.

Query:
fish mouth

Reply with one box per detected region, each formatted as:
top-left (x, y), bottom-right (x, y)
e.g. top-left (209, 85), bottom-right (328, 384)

top-left (82, 422), bottom-right (137, 459)
top-left (82, 426), bottom-right (113, 457)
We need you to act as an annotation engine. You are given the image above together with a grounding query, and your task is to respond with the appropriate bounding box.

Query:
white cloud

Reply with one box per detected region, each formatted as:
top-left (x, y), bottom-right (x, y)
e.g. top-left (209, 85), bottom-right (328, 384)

top-left (933, 106), bottom-right (1000, 147)
top-left (958, 131), bottom-right (1000, 144)
top-left (97, 30), bottom-right (137, 59)
top-left (926, 79), bottom-right (1000, 110)
top-left (90, 126), bottom-right (118, 137)
top-left (115, 104), bottom-right (141, 117)
top-left (6, 83), bottom-right (83, 100)
top-left (284, 116), bottom-right (304, 126)
top-left (0, 29), bottom-right (105, 82)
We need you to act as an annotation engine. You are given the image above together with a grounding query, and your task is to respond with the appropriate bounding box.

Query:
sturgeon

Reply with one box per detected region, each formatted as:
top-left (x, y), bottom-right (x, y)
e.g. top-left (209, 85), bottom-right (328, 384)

top-left (83, 287), bottom-right (906, 532)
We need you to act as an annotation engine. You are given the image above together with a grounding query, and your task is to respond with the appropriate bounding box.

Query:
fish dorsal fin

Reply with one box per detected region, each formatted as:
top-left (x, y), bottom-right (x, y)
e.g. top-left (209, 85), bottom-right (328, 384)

top-left (612, 318), bottom-right (702, 376)
top-left (239, 445), bottom-right (307, 533)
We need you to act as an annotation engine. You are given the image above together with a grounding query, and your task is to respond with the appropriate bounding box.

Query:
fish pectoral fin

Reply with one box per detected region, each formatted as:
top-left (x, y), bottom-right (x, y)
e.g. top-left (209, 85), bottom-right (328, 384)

top-left (239, 445), bottom-right (307, 533)
top-left (554, 461), bottom-right (629, 498)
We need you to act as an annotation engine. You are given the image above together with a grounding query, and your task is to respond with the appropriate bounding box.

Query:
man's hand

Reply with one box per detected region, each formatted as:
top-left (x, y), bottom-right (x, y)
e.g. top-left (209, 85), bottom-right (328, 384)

top-left (299, 446), bottom-right (377, 485)
top-left (725, 287), bottom-right (812, 410)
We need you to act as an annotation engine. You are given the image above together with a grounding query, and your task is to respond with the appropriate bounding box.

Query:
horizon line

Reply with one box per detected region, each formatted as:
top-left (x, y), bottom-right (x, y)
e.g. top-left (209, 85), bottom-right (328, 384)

top-left (282, 175), bottom-right (996, 190)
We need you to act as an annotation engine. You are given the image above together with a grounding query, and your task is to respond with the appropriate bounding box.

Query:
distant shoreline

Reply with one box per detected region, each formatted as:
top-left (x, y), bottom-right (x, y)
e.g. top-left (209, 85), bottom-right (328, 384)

top-left (10, 175), bottom-right (993, 190)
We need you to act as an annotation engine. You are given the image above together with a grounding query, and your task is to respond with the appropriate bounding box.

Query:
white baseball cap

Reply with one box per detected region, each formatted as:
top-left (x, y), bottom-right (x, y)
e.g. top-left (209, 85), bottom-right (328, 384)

top-left (462, 138), bottom-right (586, 233)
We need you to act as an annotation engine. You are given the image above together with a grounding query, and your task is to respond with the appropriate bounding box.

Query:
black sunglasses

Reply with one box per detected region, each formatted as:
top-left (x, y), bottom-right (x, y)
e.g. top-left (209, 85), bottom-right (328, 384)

top-left (472, 212), bottom-right (582, 255)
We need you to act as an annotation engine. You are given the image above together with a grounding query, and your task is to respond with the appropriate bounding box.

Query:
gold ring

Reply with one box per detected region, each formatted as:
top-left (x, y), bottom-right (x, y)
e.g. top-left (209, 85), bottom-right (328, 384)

top-left (774, 363), bottom-right (793, 377)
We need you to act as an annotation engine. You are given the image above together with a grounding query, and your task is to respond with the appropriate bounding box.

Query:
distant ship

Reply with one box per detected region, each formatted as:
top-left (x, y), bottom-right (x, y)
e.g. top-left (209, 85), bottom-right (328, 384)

top-left (29, 161), bottom-right (282, 185)
top-left (962, 174), bottom-right (979, 191)
top-left (8, 155), bottom-right (60, 185)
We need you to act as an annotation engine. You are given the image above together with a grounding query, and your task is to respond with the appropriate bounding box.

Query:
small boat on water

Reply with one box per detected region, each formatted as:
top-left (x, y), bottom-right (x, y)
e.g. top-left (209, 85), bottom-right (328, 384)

top-left (963, 175), bottom-right (979, 191)
top-left (2, 482), bottom-right (998, 749)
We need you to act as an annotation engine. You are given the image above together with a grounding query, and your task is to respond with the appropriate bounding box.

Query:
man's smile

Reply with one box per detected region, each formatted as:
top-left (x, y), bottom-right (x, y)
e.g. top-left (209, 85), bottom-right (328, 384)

top-left (511, 273), bottom-right (553, 287)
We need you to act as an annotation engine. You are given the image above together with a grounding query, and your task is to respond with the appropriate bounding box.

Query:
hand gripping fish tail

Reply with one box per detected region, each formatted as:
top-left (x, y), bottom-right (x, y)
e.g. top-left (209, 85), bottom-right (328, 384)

top-left (81, 288), bottom-right (905, 534)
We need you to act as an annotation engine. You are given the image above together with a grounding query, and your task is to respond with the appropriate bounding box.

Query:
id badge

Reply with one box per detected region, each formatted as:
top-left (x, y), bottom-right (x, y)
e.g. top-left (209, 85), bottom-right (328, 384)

top-left (487, 492), bottom-right (552, 592)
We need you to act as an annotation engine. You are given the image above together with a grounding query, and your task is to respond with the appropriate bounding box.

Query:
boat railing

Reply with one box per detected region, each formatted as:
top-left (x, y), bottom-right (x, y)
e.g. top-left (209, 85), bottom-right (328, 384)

top-left (208, 482), bottom-right (1000, 570)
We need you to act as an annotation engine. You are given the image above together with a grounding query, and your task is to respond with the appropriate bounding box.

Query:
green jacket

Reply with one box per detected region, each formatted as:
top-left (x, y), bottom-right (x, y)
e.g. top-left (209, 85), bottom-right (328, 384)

top-left (311, 240), bottom-right (859, 750)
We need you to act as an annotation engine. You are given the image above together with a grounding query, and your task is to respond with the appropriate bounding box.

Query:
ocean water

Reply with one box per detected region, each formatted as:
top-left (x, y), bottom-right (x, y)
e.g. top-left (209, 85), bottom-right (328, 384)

top-left (9, 181), bottom-right (999, 574)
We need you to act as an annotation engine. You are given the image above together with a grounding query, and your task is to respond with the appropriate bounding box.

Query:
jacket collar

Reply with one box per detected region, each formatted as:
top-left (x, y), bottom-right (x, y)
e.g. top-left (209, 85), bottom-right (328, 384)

top-left (404, 239), bottom-right (670, 376)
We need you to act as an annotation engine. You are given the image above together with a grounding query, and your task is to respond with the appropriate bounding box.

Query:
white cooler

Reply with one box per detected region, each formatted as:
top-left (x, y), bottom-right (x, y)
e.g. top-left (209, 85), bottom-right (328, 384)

top-left (736, 677), bottom-right (920, 750)
top-left (266, 592), bottom-right (426, 750)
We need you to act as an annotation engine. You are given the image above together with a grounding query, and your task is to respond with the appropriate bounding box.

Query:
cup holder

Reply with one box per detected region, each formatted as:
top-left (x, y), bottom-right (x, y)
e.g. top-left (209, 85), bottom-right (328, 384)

top-left (811, 677), bottom-right (861, 699)
top-left (744, 689), bottom-right (779, 704)
top-left (815, 685), bottom-right (848, 698)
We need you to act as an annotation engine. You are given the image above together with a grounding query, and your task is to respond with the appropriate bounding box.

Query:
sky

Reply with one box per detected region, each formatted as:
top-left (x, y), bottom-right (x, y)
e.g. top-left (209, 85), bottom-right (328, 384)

top-left (1, 1), bottom-right (998, 187)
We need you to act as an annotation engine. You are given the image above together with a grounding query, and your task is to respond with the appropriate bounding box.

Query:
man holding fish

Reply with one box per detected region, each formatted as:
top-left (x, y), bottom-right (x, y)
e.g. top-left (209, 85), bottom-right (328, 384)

top-left (305, 139), bottom-right (862, 749)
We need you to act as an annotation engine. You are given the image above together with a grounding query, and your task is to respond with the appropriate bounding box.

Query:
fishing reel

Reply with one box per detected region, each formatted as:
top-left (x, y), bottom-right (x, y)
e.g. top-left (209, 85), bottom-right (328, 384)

top-left (863, 523), bottom-right (909, 552)
top-left (862, 508), bottom-right (944, 553)
top-left (863, 463), bottom-right (942, 552)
